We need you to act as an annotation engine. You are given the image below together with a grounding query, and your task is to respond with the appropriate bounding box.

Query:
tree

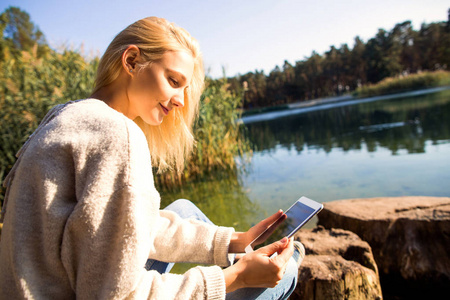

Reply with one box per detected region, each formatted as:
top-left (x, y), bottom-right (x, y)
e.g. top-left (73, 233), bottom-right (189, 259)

top-left (281, 60), bottom-right (298, 102)
top-left (323, 46), bottom-right (343, 95)
top-left (417, 22), bottom-right (443, 70)
top-left (302, 51), bottom-right (324, 99)
top-left (351, 36), bottom-right (367, 88)
top-left (0, 6), bottom-right (47, 57)
top-left (365, 29), bottom-right (390, 83)
top-left (390, 21), bottom-right (418, 73)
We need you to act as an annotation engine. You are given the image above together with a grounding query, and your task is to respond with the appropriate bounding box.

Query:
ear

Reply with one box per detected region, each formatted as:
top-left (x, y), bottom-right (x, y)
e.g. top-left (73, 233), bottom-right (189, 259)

top-left (121, 45), bottom-right (140, 76)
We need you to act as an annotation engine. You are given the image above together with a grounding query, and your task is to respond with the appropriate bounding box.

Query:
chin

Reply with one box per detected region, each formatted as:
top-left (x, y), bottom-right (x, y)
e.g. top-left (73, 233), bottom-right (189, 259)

top-left (142, 111), bottom-right (165, 126)
top-left (145, 117), bottom-right (164, 126)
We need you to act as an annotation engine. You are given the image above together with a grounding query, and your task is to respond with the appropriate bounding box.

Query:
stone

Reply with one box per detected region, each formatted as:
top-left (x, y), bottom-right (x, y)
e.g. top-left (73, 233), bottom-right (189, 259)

top-left (317, 196), bottom-right (450, 298)
top-left (291, 226), bottom-right (382, 300)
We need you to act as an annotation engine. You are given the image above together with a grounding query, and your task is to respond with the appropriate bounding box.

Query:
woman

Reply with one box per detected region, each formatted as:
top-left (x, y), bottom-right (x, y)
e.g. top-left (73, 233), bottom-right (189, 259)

top-left (0, 17), bottom-right (304, 299)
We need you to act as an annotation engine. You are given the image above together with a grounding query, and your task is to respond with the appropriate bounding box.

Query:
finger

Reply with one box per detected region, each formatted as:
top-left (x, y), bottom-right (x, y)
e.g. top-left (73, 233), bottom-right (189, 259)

top-left (274, 238), bottom-right (294, 263)
top-left (280, 255), bottom-right (290, 274)
top-left (259, 210), bottom-right (285, 227)
top-left (258, 237), bottom-right (289, 256)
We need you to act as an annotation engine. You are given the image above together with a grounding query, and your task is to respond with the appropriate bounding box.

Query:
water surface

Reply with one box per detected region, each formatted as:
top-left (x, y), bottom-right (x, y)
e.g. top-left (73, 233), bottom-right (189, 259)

top-left (242, 88), bottom-right (450, 218)
top-left (162, 88), bottom-right (450, 230)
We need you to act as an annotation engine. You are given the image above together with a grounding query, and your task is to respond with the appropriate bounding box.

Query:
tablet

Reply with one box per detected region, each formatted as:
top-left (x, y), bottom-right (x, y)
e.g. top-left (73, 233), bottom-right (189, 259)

top-left (245, 196), bottom-right (323, 253)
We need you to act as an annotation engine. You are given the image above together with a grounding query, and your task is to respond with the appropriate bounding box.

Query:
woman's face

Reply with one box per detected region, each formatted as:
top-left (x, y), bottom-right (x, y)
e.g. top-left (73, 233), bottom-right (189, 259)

top-left (127, 50), bottom-right (194, 126)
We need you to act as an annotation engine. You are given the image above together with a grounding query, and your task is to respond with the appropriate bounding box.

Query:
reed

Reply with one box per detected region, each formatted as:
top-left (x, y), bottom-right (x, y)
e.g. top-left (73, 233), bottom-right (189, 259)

top-left (0, 45), bottom-right (97, 205)
top-left (354, 70), bottom-right (450, 98)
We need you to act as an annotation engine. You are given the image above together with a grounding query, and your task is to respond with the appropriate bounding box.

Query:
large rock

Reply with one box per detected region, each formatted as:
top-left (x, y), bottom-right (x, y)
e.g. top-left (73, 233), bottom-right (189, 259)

top-left (291, 226), bottom-right (382, 300)
top-left (317, 196), bottom-right (450, 298)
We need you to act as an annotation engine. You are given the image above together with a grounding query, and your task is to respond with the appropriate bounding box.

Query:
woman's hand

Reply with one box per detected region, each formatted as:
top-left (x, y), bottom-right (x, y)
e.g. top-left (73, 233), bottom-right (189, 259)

top-left (223, 237), bottom-right (294, 292)
top-left (228, 210), bottom-right (286, 253)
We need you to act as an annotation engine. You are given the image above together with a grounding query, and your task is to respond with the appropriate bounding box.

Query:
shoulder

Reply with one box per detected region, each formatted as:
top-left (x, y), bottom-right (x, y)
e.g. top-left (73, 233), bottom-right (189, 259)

top-left (50, 99), bottom-right (145, 145)
top-left (58, 99), bottom-right (132, 132)
top-left (33, 99), bottom-right (149, 165)
top-left (41, 99), bottom-right (153, 185)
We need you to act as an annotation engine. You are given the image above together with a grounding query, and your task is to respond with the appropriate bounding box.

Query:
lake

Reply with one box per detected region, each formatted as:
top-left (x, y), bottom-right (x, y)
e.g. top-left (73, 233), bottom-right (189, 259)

top-left (160, 87), bottom-right (450, 233)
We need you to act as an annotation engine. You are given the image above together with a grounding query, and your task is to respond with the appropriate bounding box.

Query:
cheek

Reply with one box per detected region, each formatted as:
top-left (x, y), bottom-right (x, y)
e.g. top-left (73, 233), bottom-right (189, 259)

top-left (129, 83), bottom-right (151, 105)
top-left (134, 76), bottom-right (167, 101)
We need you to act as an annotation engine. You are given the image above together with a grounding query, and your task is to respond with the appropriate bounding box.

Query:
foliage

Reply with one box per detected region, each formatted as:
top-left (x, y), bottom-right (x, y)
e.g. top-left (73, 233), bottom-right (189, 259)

top-left (0, 46), bottom-right (98, 207)
top-left (193, 78), bottom-right (251, 172)
top-left (228, 10), bottom-right (450, 109)
top-left (0, 6), bottom-right (49, 58)
top-left (354, 71), bottom-right (450, 98)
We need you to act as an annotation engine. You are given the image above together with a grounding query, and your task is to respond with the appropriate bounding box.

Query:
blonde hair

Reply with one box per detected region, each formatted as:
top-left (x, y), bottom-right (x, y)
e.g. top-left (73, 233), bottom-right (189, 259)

top-left (92, 17), bottom-right (205, 172)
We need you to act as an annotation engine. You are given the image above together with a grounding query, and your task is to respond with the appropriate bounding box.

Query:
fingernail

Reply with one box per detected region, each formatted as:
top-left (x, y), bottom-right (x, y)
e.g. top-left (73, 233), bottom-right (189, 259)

top-left (280, 237), bottom-right (288, 244)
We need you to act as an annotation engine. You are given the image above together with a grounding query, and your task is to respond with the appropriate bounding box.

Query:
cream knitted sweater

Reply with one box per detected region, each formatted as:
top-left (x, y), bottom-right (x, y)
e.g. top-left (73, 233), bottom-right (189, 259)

top-left (0, 99), bottom-right (234, 299)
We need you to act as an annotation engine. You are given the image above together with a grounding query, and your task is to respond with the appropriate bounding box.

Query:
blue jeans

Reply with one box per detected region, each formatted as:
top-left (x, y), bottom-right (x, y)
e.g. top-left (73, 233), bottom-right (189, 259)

top-left (146, 199), bottom-right (301, 300)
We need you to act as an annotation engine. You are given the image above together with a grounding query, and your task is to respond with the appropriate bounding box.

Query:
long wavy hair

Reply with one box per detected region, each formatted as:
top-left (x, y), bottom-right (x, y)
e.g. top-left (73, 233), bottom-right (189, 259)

top-left (92, 17), bottom-right (205, 172)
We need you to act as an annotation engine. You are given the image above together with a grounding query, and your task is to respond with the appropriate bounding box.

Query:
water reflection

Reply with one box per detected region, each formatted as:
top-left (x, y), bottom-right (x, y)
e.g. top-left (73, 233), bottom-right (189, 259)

top-left (245, 90), bottom-right (450, 155)
top-left (159, 171), bottom-right (261, 231)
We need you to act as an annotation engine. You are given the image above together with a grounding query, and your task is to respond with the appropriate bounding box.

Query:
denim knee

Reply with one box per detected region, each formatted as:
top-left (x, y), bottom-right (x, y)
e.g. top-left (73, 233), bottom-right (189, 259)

top-left (164, 199), bottom-right (213, 225)
top-left (165, 199), bottom-right (193, 209)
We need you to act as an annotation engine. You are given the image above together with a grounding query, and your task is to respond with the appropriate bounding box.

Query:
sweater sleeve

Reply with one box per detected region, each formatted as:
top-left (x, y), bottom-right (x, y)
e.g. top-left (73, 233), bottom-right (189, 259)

top-left (151, 210), bottom-right (234, 267)
top-left (61, 186), bottom-right (227, 300)
top-left (58, 101), bottom-right (230, 299)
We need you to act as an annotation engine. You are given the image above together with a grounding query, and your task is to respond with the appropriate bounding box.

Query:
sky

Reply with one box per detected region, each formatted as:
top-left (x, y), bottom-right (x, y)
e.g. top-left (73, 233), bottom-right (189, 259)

top-left (1, 0), bottom-right (449, 78)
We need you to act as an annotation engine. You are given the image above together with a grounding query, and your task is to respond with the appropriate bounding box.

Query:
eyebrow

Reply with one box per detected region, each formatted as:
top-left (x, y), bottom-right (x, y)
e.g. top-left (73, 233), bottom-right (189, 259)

top-left (167, 68), bottom-right (187, 83)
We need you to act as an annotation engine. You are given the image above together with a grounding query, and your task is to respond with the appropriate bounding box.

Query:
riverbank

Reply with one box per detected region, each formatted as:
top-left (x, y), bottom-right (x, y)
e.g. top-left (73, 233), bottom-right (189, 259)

top-left (240, 85), bottom-right (450, 124)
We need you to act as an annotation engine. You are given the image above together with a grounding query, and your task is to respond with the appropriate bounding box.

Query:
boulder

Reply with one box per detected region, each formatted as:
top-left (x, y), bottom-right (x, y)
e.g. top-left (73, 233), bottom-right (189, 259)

top-left (317, 196), bottom-right (450, 298)
top-left (291, 226), bottom-right (382, 300)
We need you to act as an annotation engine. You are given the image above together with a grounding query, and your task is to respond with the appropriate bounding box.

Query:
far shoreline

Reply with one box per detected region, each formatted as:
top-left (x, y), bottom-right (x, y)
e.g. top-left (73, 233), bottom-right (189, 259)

top-left (240, 85), bottom-right (450, 124)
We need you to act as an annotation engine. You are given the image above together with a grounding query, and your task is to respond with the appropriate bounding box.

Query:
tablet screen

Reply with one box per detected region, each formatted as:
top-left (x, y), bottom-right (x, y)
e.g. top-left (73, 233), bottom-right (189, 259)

top-left (250, 201), bottom-right (316, 250)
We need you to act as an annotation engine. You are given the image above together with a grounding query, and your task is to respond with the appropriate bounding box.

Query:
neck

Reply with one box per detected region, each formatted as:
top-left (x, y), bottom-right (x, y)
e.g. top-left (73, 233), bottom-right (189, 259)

top-left (90, 79), bottom-right (135, 120)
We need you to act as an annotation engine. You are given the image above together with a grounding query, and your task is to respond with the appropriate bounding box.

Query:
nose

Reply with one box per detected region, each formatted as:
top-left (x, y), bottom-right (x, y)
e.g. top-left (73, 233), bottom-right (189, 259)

top-left (170, 90), bottom-right (185, 108)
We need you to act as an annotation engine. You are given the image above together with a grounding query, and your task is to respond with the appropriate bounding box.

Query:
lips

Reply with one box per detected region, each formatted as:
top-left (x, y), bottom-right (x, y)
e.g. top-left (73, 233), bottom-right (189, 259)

top-left (160, 103), bottom-right (169, 115)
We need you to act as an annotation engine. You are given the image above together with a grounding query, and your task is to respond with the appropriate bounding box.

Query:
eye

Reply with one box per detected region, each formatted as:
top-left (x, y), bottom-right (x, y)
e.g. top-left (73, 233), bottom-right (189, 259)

top-left (169, 77), bottom-right (179, 87)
